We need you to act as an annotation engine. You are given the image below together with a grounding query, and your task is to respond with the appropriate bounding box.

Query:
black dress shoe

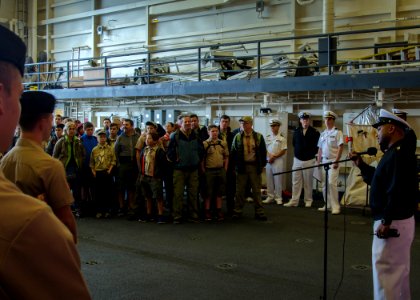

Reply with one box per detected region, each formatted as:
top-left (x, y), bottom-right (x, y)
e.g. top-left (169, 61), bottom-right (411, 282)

top-left (254, 214), bottom-right (268, 221)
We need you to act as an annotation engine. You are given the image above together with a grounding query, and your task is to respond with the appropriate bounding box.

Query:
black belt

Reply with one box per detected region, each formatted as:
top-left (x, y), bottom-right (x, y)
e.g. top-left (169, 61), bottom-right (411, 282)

top-left (119, 156), bottom-right (133, 163)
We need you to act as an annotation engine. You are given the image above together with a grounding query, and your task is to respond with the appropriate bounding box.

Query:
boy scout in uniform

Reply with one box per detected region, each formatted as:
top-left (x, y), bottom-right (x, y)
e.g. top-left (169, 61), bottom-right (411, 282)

top-left (202, 125), bottom-right (229, 221)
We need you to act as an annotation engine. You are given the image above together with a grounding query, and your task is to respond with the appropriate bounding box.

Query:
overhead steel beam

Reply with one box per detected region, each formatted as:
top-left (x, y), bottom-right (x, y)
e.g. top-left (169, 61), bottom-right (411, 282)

top-left (46, 71), bottom-right (420, 100)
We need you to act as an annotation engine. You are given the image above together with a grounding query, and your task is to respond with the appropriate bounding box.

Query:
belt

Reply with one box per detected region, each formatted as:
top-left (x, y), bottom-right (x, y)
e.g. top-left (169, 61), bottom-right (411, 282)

top-left (206, 167), bottom-right (223, 170)
top-left (119, 156), bottom-right (133, 163)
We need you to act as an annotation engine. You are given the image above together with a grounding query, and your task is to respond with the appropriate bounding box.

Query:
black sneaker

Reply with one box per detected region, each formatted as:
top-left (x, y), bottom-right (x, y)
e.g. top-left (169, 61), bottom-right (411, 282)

top-left (117, 208), bottom-right (125, 217)
top-left (127, 214), bottom-right (138, 221)
top-left (138, 216), bottom-right (147, 223)
top-left (173, 217), bottom-right (182, 224)
top-left (232, 213), bottom-right (242, 220)
top-left (205, 210), bottom-right (212, 222)
top-left (157, 216), bottom-right (166, 224)
top-left (187, 217), bottom-right (200, 224)
top-left (254, 214), bottom-right (268, 221)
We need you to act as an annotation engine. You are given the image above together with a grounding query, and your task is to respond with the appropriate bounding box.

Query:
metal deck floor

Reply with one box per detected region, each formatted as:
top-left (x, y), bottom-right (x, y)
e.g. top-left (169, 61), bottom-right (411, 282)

top-left (77, 200), bottom-right (420, 300)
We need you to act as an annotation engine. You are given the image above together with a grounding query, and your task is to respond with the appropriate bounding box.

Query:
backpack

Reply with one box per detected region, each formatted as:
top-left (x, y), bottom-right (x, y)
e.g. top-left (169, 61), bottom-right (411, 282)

top-left (203, 140), bottom-right (224, 162)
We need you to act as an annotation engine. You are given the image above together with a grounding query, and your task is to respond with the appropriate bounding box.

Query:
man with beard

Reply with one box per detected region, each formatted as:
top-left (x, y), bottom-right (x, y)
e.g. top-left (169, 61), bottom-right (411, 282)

top-left (350, 109), bottom-right (418, 300)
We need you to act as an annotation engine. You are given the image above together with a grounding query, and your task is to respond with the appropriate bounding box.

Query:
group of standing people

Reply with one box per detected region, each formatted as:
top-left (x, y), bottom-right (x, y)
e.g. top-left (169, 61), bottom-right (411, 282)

top-left (0, 24), bottom-right (417, 299)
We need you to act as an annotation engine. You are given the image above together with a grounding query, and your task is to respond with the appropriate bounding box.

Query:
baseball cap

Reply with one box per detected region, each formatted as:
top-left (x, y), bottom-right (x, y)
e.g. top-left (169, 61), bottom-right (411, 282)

top-left (145, 121), bottom-right (158, 128)
top-left (239, 116), bottom-right (253, 123)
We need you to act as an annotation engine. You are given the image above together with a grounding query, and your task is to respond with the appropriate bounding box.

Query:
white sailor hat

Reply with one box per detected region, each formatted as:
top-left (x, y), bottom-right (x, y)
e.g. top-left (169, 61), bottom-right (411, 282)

top-left (298, 112), bottom-right (311, 119)
top-left (323, 111), bottom-right (337, 120)
top-left (269, 119), bottom-right (281, 126)
top-left (372, 109), bottom-right (411, 129)
top-left (391, 108), bottom-right (408, 117)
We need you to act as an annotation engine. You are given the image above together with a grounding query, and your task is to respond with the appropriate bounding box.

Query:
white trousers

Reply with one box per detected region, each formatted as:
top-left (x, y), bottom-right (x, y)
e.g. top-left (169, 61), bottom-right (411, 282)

top-left (290, 157), bottom-right (315, 205)
top-left (266, 158), bottom-right (284, 199)
top-left (320, 159), bottom-right (340, 211)
top-left (372, 216), bottom-right (415, 300)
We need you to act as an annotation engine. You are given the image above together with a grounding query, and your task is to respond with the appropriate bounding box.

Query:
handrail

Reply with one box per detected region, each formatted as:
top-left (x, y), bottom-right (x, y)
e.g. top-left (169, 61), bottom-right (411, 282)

top-left (23, 24), bottom-right (420, 90)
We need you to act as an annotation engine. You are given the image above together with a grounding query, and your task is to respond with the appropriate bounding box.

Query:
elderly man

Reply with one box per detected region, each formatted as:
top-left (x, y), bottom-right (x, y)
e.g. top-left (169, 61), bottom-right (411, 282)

top-left (350, 109), bottom-right (418, 300)
top-left (231, 116), bottom-right (268, 221)
top-left (1, 91), bottom-right (77, 243)
top-left (317, 111), bottom-right (343, 215)
top-left (0, 25), bottom-right (90, 299)
top-left (284, 112), bottom-right (320, 208)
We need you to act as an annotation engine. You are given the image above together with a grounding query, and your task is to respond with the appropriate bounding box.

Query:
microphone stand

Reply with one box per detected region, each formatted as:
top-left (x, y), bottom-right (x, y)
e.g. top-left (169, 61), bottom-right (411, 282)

top-left (273, 157), bottom-right (354, 300)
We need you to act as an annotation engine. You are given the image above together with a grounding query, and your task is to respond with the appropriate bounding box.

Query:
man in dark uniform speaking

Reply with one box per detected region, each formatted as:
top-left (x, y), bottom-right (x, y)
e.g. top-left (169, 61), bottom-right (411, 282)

top-left (350, 109), bottom-right (418, 300)
top-left (0, 26), bottom-right (91, 298)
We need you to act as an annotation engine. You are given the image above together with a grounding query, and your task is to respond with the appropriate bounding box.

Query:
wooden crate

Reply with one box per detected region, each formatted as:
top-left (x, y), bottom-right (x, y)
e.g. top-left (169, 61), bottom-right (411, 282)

top-left (69, 76), bottom-right (84, 88)
top-left (83, 67), bottom-right (110, 87)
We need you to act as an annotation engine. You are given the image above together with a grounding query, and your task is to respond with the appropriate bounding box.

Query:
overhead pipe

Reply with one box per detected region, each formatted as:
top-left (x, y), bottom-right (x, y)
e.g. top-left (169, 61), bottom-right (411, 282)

top-left (322, 0), bottom-right (334, 34)
top-left (150, 0), bottom-right (233, 16)
top-left (296, 0), bottom-right (315, 6)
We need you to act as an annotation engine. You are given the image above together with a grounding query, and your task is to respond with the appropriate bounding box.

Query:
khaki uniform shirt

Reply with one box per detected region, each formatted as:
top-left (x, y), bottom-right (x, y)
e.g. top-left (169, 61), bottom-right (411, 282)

top-left (243, 133), bottom-right (256, 162)
top-left (0, 172), bottom-right (91, 299)
top-left (143, 145), bottom-right (158, 176)
top-left (0, 138), bottom-right (73, 210)
top-left (135, 134), bottom-right (163, 151)
top-left (203, 138), bottom-right (229, 169)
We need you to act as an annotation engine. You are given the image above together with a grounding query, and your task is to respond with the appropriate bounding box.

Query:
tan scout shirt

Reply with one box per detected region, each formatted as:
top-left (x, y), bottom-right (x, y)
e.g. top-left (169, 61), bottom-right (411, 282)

top-left (135, 134), bottom-right (163, 151)
top-left (243, 133), bottom-right (256, 162)
top-left (90, 143), bottom-right (116, 171)
top-left (0, 138), bottom-right (73, 210)
top-left (203, 138), bottom-right (229, 169)
top-left (0, 172), bottom-right (91, 299)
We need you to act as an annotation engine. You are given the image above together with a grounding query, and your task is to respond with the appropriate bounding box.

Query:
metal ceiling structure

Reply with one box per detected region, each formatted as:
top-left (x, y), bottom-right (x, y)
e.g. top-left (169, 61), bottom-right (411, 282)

top-left (24, 25), bottom-right (420, 109)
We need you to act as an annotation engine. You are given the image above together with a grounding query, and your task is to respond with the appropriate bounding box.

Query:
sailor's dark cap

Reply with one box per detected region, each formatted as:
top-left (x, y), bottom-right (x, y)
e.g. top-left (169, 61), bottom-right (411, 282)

top-left (0, 25), bottom-right (26, 76)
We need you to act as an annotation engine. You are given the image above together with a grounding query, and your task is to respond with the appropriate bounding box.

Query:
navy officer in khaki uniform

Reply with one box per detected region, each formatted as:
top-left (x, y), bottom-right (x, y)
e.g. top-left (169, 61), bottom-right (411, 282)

top-left (0, 25), bottom-right (91, 299)
top-left (1, 91), bottom-right (77, 243)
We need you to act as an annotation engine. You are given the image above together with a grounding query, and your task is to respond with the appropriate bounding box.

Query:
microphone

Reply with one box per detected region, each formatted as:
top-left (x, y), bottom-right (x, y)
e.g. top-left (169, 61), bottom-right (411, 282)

top-left (351, 147), bottom-right (378, 160)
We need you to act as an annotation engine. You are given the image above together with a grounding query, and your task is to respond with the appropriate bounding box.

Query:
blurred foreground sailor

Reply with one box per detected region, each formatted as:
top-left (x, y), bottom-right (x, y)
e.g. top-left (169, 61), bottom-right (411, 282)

top-left (350, 109), bottom-right (418, 300)
top-left (0, 25), bottom-right (91, 299)
top-left (1, 91), bottom-right (78, 243)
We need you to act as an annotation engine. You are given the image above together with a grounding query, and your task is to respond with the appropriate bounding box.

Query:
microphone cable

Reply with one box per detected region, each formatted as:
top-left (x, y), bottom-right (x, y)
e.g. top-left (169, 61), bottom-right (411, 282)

top-left (333, 159), bottom-right (349, 299)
